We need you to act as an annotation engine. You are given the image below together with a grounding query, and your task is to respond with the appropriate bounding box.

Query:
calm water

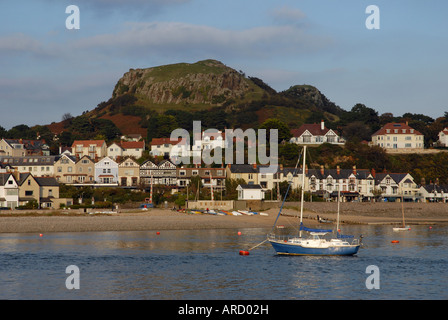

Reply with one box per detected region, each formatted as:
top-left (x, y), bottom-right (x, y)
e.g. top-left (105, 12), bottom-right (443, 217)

top-left (0, 224), bottom-right (447, 300)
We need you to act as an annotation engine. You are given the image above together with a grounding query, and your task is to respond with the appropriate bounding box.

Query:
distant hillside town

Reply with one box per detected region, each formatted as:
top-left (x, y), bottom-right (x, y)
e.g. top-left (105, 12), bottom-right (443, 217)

top-left (2, 120), bottom-right (448, 210)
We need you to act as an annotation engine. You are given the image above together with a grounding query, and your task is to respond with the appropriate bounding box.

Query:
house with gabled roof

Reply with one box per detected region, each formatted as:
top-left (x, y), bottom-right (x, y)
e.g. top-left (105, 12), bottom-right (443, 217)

top-left (0, 172), bottom-right (19, 209)
top-left (74, 155), bottom-right (95, 184)
top-left (16, 172), bottom-right (71, 208)
top-left (54, 154), bottom-right (77, 184)
top-left (290, 120), bottom-right (344, 145)
top-left (437, 128), bottom-right (448, 147)
top-left (140, 159), bottom-right (177, 186)
top-left (94, 156), bottom-right (118, 185)
top-left (374, 172), bottom-right (419, 201)
top-left (118, 157), bottom-right (140, 187)
top-left (307, 166), bottom-right (375, 201)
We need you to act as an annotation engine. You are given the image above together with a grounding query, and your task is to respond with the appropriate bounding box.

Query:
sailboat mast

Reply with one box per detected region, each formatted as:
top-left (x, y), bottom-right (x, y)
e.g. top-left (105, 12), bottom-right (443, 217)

top-left (401, 193), bottom-right (405, 227)
top-left (299, 146), bottom-right (306, 237)
top-left (337, 181), bottom-right (340, 233)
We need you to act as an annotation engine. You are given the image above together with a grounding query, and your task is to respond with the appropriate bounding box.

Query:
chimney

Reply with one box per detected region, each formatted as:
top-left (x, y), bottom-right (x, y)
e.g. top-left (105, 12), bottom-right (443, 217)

top-left (337, 165), bottom-right (340, 175)
top-left (320, 165), bottom-right (324, 175)
top-left (371, 168), bottom-right (376, 178)
top-left (12, 168), bottom-right (20, 182)
top-left (321, 120), bottom-right (325, 131)
top-left (353, 165), bottom-right (357, 175)
top-left (252, 163), bottom-right (257, 169)
top-left (279, 164), bottom-right (283, 170)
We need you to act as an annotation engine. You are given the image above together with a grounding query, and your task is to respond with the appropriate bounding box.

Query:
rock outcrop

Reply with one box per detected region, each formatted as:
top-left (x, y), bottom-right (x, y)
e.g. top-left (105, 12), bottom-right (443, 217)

top-left (112, 59), bottom-right (256, 106)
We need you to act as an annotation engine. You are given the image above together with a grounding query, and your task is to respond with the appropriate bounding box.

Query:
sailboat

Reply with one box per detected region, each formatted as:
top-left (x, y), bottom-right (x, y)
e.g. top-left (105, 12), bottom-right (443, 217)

top-left (268, 146), bottom-right (362, 256)
top-left (393, 194), bottom-right (410, 231)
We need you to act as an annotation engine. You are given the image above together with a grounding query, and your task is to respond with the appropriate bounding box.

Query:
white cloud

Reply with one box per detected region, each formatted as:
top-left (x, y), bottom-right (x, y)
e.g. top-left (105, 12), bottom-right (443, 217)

top-left (270, 6), bottom-right (307, 23)
top-left (72, 21), bottom-right (333, 60)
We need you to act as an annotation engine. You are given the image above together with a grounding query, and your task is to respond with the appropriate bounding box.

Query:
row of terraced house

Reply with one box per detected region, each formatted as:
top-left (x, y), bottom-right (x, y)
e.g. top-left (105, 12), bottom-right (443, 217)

top-left (2, 128), bottom-right (448, 210)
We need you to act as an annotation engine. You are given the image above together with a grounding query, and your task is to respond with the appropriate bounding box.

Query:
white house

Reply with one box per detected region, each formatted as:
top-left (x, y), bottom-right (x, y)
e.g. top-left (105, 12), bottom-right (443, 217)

top-left (150, 138), bottom-right (183, 157)
top-left (94, 156), bottom-right (118, 185)
top-left (121, 141), bottom-right (145, 159)
top-left (371, 122), bottom-right (424, 150)
top-left (374, 172), bottom-right (419, 201)
top-left (107, 142), bottom-right (123, 160)
top-left (437, 128), bottom-right (448, 147)
top-left (0, 156), bottom-right (56, 177)
top-left (419, 184), bottom-right (448, 202)
top-left (0, 172), bottom-right (19, 209)
top-left (290, 120), bottom-right (344, 145)
top-left (237, 184), bottom-right (264, 200)
top-left (307, 166), bottom-right (374, 201)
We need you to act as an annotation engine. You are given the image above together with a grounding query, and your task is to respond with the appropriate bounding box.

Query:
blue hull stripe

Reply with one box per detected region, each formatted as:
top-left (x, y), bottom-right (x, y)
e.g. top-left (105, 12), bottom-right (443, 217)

top-left (270, 241), bottom-right (360, 256)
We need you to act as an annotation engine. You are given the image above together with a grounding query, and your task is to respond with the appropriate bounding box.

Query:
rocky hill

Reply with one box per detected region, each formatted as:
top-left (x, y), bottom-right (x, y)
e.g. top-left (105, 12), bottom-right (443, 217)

top-left (282, 85), bottom-right (345, 117)
top-left (46, 59), bottom-right (349, 142)
top-left (112, 59), bottom-right (265, 108)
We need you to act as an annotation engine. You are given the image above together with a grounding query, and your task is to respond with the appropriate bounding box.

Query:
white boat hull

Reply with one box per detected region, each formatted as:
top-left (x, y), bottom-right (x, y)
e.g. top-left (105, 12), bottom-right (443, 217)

top-left (393, 227), bottom-right (410, 231)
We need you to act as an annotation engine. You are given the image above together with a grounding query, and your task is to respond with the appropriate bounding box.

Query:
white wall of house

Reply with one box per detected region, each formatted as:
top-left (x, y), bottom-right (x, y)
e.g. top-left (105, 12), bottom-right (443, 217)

top-left (94, 157), bottom-right (118, 184)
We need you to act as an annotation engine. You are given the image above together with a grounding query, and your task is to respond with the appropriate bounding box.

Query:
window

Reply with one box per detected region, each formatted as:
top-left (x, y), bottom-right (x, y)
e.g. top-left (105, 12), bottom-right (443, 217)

top-left (25, 190), bottom-right (33, 196)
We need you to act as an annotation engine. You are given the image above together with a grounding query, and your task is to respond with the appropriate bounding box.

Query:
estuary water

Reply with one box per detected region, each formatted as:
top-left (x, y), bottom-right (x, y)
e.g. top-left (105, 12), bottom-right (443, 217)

top-left (0, 224), bottom-right (447, 300)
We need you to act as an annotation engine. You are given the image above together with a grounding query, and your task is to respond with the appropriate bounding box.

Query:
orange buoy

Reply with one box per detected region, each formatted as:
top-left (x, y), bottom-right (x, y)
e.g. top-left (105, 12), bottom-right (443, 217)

top-left (237, 231), bottom-right (242, 236)
top-left (391, 240), bottom-right (399, 243)
top-left (39, 234), bottom-right (43, 237)
top-left (239, 250), bottom-right (250, 256)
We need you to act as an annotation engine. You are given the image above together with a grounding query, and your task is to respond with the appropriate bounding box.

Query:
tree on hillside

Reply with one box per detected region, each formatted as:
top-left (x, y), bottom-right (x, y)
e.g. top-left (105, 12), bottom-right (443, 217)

top-left (0, 125), bottom-right (7, 138)
top-left (147, 114), bottom-right (179, 142)
top-left (259, 118), bottom-right (292, 143)
top-left (342, 121), bottom-right (372, 142)
top-left (7, 124), bottom-right (35, 139)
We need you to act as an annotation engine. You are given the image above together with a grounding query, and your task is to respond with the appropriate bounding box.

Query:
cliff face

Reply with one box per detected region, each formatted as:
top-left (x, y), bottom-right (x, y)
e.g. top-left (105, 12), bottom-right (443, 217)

top-left (283, 85), bottom-right (344, 116)
top-left (112, 59), bottom-right (257, 106)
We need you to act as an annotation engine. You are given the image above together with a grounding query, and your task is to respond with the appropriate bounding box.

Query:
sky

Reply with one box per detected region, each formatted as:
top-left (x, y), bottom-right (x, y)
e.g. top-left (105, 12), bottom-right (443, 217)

top-left (1, 0), bottom-right (448, 130)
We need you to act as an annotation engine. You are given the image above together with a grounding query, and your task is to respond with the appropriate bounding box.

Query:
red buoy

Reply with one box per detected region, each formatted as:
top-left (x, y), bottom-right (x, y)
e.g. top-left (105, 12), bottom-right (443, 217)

top-left (156, 232), bottom-right (160, 235)
top-left (239, 250), bottom-right (250, 256)
top-left (391, 240), bottom-right (399, 244)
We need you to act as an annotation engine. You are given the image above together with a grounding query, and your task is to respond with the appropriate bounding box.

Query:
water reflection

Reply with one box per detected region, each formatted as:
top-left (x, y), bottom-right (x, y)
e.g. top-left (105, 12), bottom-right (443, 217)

top-left (0, 225), bottom-right (447, 299)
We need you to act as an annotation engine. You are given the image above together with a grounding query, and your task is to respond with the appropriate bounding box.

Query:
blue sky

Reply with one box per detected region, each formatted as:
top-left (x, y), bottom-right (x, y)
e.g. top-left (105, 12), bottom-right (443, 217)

top-left (1, 0), bottom-right (447, 129)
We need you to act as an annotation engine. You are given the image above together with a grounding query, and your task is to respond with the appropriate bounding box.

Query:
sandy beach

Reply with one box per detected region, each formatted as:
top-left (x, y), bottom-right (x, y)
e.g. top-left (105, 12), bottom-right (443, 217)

top-left (0, 202), bottom-right (447, 234)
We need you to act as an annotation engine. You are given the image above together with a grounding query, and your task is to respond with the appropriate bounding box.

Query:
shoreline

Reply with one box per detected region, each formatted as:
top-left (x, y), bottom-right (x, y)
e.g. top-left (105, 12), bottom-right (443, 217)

top-left (0, 202), bottom-right (447, 233)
